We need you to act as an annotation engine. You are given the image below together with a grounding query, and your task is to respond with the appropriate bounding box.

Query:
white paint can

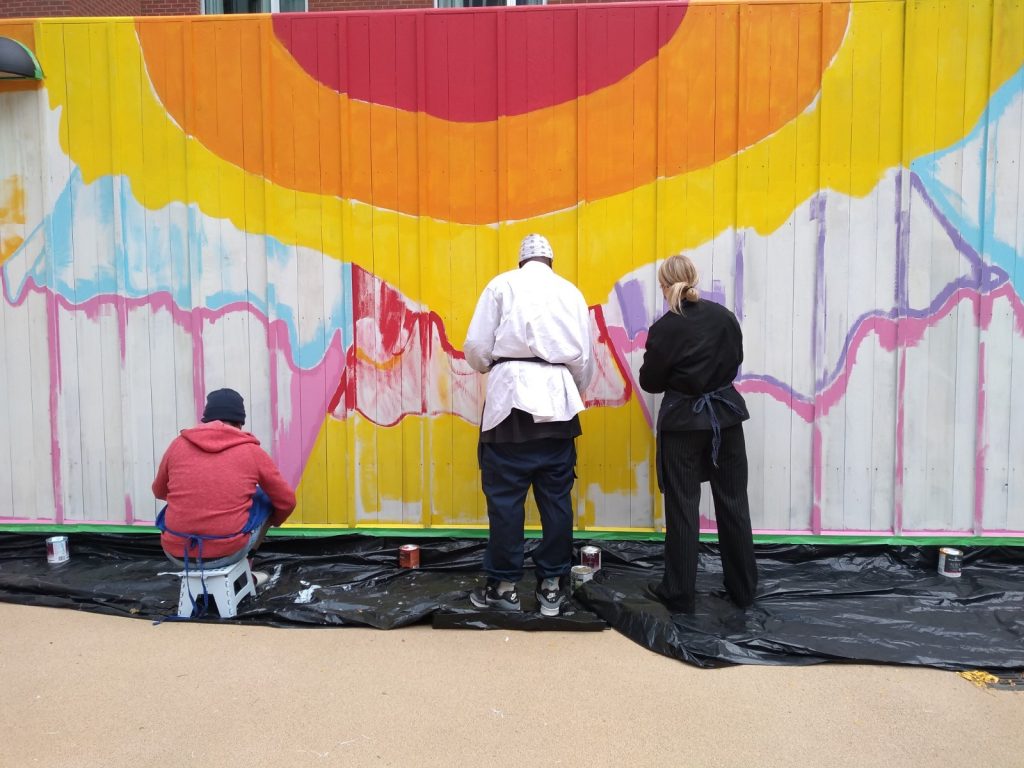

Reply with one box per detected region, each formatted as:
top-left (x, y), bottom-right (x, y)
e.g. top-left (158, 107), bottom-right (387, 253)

top-left (938, 547), bottom-right (963, 578)
top-left (570, 565), bottom-right (594, 592)
top-left (46, 536), bottom-right (69, 565)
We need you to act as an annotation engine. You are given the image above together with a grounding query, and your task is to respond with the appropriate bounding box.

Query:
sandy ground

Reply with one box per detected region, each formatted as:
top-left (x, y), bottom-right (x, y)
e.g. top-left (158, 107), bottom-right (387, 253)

top-left (1, 602), bottom-right (1021, 768)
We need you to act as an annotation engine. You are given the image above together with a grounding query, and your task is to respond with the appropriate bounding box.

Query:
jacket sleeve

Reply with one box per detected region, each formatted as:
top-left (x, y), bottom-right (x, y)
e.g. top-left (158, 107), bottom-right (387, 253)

top-left (731, 310), bottom-right (745, 367)
top-left (152, 447), bottom-right (171, 500)
top-left (255, 450), bottom-right (297, 526)
top-left (566, 294), bottom-right (595, 394)
top-left (638, 321), bottom-right (670, 394)
top-left (463, 285), bottom-right (499, 373)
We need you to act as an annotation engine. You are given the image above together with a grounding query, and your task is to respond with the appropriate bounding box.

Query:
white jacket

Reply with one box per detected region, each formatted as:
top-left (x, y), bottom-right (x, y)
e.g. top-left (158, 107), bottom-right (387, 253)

top-left (464, 261), bottom-right (594, 432)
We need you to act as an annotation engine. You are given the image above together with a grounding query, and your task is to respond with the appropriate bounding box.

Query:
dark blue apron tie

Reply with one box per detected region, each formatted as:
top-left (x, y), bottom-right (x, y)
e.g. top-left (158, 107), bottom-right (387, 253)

top-left (655, 386), bottom-right (745, 492)
top-left (692, 388), bottom-right (747, 468)
top-left (154, 501), bottom-right (265, 623)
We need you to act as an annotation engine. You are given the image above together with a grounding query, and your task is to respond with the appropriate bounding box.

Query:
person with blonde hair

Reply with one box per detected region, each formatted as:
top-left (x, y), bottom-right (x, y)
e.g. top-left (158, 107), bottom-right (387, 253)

top-left (638, 254), bottom-right (757, 614)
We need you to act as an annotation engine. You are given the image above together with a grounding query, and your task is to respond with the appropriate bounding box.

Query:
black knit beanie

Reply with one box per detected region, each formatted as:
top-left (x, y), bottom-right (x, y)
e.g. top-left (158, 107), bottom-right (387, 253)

top-left (201, 388), bottom-right (246, 425)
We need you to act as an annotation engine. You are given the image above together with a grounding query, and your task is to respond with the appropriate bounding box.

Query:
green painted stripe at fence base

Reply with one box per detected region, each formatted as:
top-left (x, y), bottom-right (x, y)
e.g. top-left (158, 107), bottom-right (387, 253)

top-left (1, 523), bottom-right (1022, 547)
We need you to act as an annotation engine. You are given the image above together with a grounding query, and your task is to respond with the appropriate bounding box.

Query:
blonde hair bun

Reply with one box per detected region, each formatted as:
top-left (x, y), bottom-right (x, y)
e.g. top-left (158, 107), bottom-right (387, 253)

top-left (658, 255), bottom-right (701, 314)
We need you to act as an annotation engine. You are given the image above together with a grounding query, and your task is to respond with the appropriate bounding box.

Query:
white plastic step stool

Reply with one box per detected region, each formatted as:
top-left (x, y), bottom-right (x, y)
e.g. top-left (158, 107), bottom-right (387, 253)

top-left (175, 558), bottom-right (256, 618)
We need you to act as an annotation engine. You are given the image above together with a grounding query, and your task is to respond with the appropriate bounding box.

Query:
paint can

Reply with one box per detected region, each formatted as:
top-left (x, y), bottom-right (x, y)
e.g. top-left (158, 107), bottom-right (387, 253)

top-left (399, 544), bottom-right (420, 569)
top-left (938, 547), bottom-right (963, 578)
top-left (570, 565), bottom-right (594, 593)
top-left (580, 545), bottom-right (602, 572)
top-left (46, 536), bottom-right (69, 566)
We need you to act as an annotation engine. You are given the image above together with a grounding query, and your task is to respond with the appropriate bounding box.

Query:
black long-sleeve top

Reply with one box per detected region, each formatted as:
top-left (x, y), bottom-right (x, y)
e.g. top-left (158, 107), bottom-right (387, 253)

top-left (638, 299), bottom-right (749, 432)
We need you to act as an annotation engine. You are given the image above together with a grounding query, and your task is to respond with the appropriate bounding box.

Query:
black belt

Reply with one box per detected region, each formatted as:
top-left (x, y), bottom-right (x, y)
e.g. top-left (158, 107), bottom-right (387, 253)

top-left (490, 356), bottom-right (553, 366)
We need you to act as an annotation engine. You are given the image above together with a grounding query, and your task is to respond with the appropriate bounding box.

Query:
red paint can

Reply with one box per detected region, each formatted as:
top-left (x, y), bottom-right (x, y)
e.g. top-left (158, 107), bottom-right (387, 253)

top-left (399, 544), bottom-right (420, 569)
top-left (581, 545), bottom-right (601, 572)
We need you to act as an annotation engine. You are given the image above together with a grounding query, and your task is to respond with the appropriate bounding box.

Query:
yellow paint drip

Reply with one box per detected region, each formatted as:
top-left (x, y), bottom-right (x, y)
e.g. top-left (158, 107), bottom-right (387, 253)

top-left (0, 174), bottom-right (25, 265)
top-left (289, 394), bottom-right (659, 527)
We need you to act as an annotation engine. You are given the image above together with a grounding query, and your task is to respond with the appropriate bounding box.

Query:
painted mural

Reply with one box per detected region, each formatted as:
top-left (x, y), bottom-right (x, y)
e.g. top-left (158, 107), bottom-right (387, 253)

top-left (0, 0), bottom-right (1023, 536)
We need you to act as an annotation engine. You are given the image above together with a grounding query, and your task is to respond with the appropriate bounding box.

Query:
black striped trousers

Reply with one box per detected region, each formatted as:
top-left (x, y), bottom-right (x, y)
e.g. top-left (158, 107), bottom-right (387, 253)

top-left (657, 424), bottom-right (758, 611)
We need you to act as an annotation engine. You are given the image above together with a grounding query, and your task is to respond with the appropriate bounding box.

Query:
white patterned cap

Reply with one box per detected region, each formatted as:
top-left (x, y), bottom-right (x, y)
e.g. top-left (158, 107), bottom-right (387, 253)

top-left (518, 233), bottom-right (554, 264)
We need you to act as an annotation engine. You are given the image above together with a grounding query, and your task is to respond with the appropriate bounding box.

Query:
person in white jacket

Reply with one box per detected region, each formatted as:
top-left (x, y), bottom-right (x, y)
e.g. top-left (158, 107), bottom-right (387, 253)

top-left (463, 234), bottom-right (594, 616)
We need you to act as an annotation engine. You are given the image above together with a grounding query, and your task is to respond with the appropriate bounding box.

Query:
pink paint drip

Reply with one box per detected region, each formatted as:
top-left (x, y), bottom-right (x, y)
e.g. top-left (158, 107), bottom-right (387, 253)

top-left (893, 353), bottom-right (907, 536)
top-left (981, 281), bottom-right (1024, 333)
top-left (974, 342), bottom-right (987, 535)
top-left (115, 298), bottom-right (128, 363)
top-left (816, 291), bottom-right (973, 417)
top-left (735, 379), bottom-right (815, 423)
top-left (603, 325), bottom-right (651, 425)
top-left (272, 330), bottom-right (348, 488)
top-left (191, 312), bottom-right (206, 424)
top-left (810, 424), bottom-right (822, 534)
top-left (45, 291), bottom-right (64, 524)
top-left (8, 274), bottom-right (347, 509)
top-left (6, 273), bottom-right (331, 385)
top-left (968, 281), bottom-right (1020, 535)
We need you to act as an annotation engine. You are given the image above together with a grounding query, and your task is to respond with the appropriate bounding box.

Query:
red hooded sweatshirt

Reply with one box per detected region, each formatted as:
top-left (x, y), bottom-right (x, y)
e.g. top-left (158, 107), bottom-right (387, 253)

top-left (152, 421), bottom-right (297, 559)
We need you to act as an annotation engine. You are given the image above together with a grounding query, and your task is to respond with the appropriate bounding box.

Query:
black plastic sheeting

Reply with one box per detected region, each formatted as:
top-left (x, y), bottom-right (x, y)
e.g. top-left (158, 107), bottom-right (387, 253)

top-left (578, 543), bottom-right (1024, 669)
top-left (0, 533), bottom-right (604, 631)
top-left (1, 533), bottom-right (1022, 670)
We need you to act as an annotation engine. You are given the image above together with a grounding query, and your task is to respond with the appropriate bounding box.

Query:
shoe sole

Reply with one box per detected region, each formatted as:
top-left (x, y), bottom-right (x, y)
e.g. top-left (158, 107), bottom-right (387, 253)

top-left (536, 595), bottom-right (564, 617)
top-left (470, 593), bottom-right (521, 612)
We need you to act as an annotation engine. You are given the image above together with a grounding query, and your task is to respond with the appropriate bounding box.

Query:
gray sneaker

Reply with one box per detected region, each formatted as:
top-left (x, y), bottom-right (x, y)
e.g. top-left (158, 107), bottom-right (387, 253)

top-left (535, 577), bottom-right (566, 617)
top-left (470, 579), bottom-right (521, 611)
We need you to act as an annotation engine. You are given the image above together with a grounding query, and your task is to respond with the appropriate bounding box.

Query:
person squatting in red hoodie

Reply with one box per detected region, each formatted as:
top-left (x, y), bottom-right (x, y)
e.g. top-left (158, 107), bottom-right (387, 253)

top-left (152, 388), bottom-right (297, 584)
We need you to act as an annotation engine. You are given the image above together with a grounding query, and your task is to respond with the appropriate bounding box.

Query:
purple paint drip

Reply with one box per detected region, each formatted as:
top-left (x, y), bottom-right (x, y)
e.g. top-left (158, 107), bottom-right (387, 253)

top-left (810, 194), bottom-right (828, 388)
top-left (911, 173), bottom-right (987, 282)
top-left (705, 279), bottom-right (727, 306)
top-left (895, 169), bottom-right (910, 313)
top-left (613, 279), bottom-right (651, 341)
top-left (736, 373), bottom-right (814, 408)
top-left (733, 232), bottom-right (746, 322)
top-left (819, 273), bottom-right (1007, 395)
top-left (811, 171), bottom-right (1009, 396)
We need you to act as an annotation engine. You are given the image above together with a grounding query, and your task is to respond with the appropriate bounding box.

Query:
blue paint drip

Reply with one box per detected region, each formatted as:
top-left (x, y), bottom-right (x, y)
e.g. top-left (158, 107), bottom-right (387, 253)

top-left (2, 168), bottom-right (354, 370)
top-left (911, 65), bottom-right (1024, 285)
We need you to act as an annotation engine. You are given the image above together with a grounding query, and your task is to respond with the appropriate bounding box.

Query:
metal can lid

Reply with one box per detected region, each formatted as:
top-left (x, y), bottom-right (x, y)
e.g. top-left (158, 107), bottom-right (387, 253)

top-left (571, 565), bottom-right (594, 575)
top-left (580, 545), bottom-right (600, 554)
top-left (46, 536), bottom-right (68, 543)
top-left (399, 544), bottom-right (419, 551)
top-left (939, 547), bottom-right (963, 556)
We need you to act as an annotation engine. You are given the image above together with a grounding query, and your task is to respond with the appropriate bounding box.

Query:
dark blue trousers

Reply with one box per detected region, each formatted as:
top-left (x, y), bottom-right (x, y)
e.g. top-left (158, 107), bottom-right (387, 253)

top-left (480, 438), bottom-right (576, 582)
